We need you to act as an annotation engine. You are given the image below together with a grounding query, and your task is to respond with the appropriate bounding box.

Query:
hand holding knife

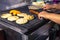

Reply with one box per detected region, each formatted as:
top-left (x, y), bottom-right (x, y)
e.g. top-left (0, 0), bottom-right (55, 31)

top-left (29, 9), bottom-right (53, 20)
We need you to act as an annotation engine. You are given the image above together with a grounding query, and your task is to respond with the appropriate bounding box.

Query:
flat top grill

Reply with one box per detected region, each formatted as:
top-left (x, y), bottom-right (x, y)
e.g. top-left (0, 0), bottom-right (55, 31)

top-left (0, 5), bottom-right (49, 34)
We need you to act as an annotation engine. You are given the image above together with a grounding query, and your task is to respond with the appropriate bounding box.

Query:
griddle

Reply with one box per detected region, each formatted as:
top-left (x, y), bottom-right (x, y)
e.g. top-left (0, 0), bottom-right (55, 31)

top-left (0, 5), bottom-right (49, 34)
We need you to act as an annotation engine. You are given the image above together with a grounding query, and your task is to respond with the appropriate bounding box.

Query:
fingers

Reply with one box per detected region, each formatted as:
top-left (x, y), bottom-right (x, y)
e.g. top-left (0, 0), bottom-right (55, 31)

top-left (38, 12), bottom-right (43, 19)
top-left (38, 13), bottom-right (41, 19)
top-left (43, 4), bottom-right (52, 10)
top-left (38, 11), bottom-right (48, 19)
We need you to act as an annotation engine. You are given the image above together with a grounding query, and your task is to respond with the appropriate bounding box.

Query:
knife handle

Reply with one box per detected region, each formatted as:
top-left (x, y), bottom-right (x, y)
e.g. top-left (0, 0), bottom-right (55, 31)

top-left (29, 10), bottom-right (39, 15)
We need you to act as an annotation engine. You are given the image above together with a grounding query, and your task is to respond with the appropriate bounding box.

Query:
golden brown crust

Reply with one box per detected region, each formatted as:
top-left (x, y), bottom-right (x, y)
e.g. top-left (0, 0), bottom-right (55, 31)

top-left (10, 10), bottom-right (21, 15)
top-left (1, 13), bottom-right (12, 18)
top-left (7, 16), bottom-right (19, 21)
top-left (16, 18), bottom-right (28, 24)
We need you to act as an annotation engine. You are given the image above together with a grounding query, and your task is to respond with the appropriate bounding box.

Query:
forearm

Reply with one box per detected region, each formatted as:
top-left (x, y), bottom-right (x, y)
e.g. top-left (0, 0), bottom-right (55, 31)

top-left (43, 4), bottom-right (60, 10)
top-left (52, 4), bottom-right (60, 9)
top-left (47, 13), bottom-right (60, 24)
top-left (38, 11), bottom-right (60, 24)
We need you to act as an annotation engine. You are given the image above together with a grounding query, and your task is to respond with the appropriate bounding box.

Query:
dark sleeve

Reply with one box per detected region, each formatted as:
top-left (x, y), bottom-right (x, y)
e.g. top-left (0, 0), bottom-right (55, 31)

top-left (53, 0), bottom-right (60, 3)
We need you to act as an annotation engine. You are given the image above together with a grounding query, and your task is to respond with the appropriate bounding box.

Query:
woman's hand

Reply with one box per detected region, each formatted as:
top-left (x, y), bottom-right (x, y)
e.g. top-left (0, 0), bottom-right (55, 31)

top-left (43, 4), bottom-right (52, 10)
top-left (38, 11), bottom-right (60, 24)
top-left (38, 11), bottom-right (50, 19)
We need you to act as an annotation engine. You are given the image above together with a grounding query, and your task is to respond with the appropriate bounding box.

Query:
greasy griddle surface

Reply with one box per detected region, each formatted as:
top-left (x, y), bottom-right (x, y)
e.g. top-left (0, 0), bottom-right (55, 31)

top-left (0, 6), bottom-right (48, 31)
top-left (0, 9), bottom-right (42, 30)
